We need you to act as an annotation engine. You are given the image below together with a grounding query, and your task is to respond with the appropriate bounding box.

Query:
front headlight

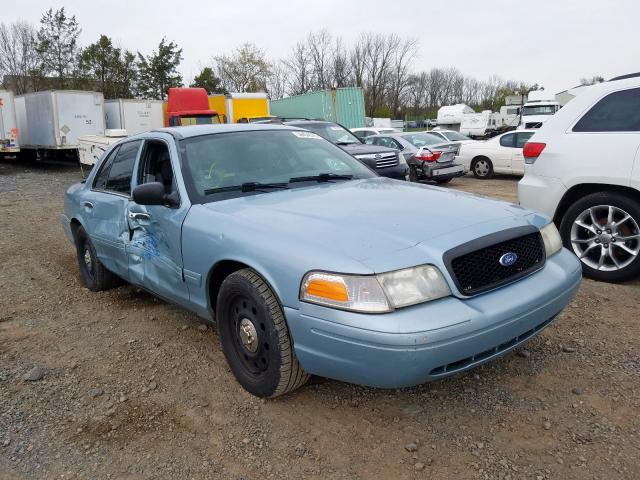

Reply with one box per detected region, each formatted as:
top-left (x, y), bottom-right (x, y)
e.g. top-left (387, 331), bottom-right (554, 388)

top-left (540, 222), bottom-right (562, 257)
top-left (300, 265), bottom-right (451, 313)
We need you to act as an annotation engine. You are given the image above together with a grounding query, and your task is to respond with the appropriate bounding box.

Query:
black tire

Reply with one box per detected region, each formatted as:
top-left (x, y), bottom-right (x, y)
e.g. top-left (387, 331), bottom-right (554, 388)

top-left (559, 192), bottom-right (640, 282)
top-left (74, 226), bottom-right (121, 291)
top-left (216, 268), bottom-right (309, 397)
top-left (435, 177), bottom-right (452, 184)
top-left (471, 156), bottom-right (493, 179)
top-left (408, 166), bottom-right (419, 182)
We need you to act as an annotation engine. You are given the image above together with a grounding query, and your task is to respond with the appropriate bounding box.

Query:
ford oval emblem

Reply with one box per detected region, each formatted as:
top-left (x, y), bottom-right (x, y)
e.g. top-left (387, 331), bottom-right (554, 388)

top-left (499, 252), bottom-right (518, 267)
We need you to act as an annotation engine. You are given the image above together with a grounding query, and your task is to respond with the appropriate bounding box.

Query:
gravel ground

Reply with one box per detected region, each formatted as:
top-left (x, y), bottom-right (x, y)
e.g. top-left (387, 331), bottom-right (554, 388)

top-left (1, 160), bottom-right (639, 480)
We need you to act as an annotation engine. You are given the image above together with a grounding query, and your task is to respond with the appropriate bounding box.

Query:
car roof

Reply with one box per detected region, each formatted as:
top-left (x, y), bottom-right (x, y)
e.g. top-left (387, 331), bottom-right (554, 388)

top-left (150, 123), bottom-right (300, 139)
top-left (285, 120), bottom-right (334, 126)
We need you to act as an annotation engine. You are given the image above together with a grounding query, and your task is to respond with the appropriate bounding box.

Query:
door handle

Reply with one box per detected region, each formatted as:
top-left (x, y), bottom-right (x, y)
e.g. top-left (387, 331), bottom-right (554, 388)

top-left (128, 212), bottom-right (151, 222)
top-left (82, 201), bottom-right (93, 209)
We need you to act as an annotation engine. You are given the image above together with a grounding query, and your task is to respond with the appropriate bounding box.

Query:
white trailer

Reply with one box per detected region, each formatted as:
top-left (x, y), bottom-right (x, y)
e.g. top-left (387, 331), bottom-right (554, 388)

top-left (0, 90), bottom-right (20, 154)
top-left (436, 104), bottom-right (475, 131)
top-left (459, 110), bottom-right (500, 138)
top-left (104, 99), bottom-right (164, 135)
top-left (15, 90), bottom-right (105, 161)
top-left (78, 129), bottom-right (127, 167)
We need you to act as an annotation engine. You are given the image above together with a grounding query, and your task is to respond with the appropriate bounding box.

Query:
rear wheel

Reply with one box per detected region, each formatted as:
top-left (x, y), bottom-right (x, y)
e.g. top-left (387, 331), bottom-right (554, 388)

top-left (216, 268), bottom-right (309, 397)
top-left (74, 226), bottom-right (120, 291)
top-left (559, 192), bottom-right (640, 282)
top-left (472, 157), bottom-right (493, 179)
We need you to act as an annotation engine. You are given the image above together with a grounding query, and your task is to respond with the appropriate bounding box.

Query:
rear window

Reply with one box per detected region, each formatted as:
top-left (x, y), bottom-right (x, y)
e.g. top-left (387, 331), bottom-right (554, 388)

top-left (573, 88), bottom-right (640, 132)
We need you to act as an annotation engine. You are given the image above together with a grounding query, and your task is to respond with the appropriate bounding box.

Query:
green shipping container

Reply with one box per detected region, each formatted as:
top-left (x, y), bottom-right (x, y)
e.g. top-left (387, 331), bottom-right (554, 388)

top-left (270, 87), bottom-right (365, 128)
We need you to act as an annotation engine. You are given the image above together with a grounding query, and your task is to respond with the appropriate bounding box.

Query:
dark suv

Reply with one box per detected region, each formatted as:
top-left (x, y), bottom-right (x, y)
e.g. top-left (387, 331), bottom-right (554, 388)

top-left (284, 120), bottom-right (408, 180)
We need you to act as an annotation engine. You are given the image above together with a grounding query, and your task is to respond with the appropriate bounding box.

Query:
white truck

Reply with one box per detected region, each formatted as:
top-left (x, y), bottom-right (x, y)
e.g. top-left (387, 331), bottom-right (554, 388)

top-left (0, 90), bottom-right (20, 156)
top-left (459, 110), bottom-right (500, 138)
top-left (518, 90), bottom-right (559, 130)
top-left (15, 90), bottom-right (106, 161)
top-left (436, 104), bottom-right (475, 131)
top-left (104, 99), bottom-right (164, 135)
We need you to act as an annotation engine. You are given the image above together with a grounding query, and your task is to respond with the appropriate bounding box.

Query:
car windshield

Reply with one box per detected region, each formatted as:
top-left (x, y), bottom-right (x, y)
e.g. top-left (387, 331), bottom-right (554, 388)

top-left (297, 123), bottom-right (362, 145)
top-left (180, 130), bottom-right (376, 202)
top-left (522, 105), bottom-right (556, 116)
top-left (442, 131), bottom-right (471, 141)
top-left (401, 133), bottom-right (445, 147)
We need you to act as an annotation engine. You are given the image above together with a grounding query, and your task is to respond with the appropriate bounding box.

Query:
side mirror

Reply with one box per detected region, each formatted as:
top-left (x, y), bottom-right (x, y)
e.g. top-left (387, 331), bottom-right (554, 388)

top-left (132, 182), bottom-right (177, 207)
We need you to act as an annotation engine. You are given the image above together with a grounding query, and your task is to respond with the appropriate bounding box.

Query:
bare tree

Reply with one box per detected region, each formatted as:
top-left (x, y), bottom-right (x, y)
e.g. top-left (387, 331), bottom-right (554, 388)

top-left (307, 30), bottom-right (333, 90)
top-left (284, 41), bottom-right (311, 95)
top-left (386, 37), bottom-right (418, 116)
top-left (0, 21), bottom-right (41, 94)
top-left (267, 59), bottom-right (288, 100)
top-left (214, 43), bottom-right (270, 93)
top-left (331, 37), bottom-right (351, 88)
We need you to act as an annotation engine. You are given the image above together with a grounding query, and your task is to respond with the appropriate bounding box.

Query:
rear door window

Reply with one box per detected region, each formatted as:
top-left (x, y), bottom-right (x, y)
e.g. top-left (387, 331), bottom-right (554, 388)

top-left (104, 140), bottom-right (142, 195)
top-left (573, 88), bottom-right (640, 132)
top-left (499, 133), bottom-right (516, 147)
top-left (515, 132), bottom-right (534, 148)
top-left (93, 146), bottom-right (120, 190)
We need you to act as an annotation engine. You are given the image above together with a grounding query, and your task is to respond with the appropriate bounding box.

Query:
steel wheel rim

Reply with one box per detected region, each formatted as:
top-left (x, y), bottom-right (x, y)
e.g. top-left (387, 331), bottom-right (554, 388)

top-left (571, 204), bottom-right (640, 271)
top-left (83, 243), bottom-right (93, 276)
top-left (475, 160), bottom-right (489, 176)
top-left (229, 295), bottom-right (270, 376)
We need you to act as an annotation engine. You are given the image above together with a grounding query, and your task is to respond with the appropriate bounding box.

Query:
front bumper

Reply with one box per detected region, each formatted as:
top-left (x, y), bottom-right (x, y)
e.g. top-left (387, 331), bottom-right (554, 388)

top-left (375, 163), bottom-right (409, 180)
top-left (286, 248), bottom-right (581, 388)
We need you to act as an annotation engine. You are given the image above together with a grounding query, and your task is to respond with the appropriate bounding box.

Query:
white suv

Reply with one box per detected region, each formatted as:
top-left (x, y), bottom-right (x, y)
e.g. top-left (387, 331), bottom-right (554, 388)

top-left (519, 74), bottom-right (640, 282)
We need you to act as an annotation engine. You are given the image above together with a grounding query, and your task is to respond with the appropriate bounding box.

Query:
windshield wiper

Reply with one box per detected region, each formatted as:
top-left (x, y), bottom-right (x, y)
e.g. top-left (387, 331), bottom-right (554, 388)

top-left (204, 182), bottom-right (289, 195)
top-left (289, 173), bottom-right (354, 183)
top-left (335, 141), bottom-right (360, 146)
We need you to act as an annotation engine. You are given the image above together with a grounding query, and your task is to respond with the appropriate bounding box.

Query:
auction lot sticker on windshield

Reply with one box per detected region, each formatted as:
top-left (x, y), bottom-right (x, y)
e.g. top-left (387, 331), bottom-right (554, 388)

top-left (292, 131), bottom-right (323, 139)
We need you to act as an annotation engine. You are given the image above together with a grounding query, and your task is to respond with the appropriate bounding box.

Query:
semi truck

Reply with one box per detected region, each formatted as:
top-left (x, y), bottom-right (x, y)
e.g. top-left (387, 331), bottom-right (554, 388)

top-left (164, 87), bottom-right (222, 126)
top-left (518, 90), bottom-right (560, 130)
top-left (0, 90), bottom-right (20, 156)
top-left (15, 90), bottom-right (105, 161)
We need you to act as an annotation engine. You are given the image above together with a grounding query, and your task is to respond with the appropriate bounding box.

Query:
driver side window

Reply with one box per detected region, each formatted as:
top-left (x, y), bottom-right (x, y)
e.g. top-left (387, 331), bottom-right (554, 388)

top-left (137, 140), bottom-right (177, 197)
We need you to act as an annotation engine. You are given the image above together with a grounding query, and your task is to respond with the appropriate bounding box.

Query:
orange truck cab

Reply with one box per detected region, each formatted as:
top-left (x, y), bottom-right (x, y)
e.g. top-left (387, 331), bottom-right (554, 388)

top-left (164, 87), bottom-right (221, 127)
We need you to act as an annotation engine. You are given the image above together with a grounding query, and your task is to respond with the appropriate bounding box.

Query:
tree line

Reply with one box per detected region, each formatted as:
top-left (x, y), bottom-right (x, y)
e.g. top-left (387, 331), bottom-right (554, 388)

top-left (1, 9), bottom-right (557, 117)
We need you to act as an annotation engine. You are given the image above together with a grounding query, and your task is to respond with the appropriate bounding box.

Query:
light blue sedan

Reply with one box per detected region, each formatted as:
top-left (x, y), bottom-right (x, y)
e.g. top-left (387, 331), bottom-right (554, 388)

top-left (62, 124), bottom-right (582, 397)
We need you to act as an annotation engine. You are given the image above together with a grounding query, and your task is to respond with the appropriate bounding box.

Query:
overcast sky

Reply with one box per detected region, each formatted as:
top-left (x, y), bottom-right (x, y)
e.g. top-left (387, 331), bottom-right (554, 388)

top-left (7, 0), bottom-right (639, 94)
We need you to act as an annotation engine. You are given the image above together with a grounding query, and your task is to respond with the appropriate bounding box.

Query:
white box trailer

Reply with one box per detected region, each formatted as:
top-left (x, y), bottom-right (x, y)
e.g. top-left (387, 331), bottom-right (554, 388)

top-left (436, 104), bottom-right (475, 130)
top-left (78, 129), bottom-right (127, 167)
top-left (459, 110), bottom-right (500, 138)
top-left (0, 90), bottom-right (20, 154)
top-left (104, 99), bottom-right (164, 135)
top-left (15, 90), bottom-right (105, 160)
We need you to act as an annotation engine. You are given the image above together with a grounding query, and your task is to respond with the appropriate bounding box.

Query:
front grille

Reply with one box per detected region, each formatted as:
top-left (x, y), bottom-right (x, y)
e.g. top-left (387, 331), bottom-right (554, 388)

top-left (429, 315), bottom-right (556, 376)
top-left (525, 122), bottom-right (542, 129)
top-left (375, 153), bottom-right (398, 168)
top-left (445, 229), bottom-right (545, 296)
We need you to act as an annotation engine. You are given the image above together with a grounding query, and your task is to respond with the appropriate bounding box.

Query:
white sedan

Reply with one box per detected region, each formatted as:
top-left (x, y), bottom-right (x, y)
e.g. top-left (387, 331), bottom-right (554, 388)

top-left (457, 130), bottom-right (536, 178)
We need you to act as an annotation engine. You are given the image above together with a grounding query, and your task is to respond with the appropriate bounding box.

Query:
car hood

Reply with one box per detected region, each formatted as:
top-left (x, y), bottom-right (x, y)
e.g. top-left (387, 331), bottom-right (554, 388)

top-left (200, 178), bottom-right (534, 266)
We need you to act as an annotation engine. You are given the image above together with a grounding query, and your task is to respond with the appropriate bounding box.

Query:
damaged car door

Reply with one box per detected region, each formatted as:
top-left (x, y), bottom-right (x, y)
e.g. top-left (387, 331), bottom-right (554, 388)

top-left (125, 136), bottom-right (190, 305)
top-left (80, 140), bottom-right (142, 277)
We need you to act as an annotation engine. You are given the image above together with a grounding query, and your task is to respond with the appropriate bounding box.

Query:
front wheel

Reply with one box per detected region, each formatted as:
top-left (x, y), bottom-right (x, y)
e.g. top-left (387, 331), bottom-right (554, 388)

top-left (216, 269), bottom-right (309, 397)
top-left (472, 157), bottom-right (493, 179)
top-left (559, 192), bottom-right (640, 282)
